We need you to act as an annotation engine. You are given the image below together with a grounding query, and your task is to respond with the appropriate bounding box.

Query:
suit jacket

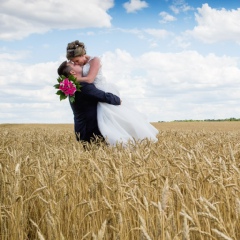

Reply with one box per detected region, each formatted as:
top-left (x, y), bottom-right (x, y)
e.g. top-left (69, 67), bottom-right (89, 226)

top-left (69, 82), bottom-right (121, 142)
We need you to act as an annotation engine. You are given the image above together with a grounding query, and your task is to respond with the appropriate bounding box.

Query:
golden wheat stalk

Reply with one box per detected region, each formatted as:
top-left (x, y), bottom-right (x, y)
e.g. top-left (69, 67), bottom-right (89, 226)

top-left (211, 228), bottom-right (233, 240)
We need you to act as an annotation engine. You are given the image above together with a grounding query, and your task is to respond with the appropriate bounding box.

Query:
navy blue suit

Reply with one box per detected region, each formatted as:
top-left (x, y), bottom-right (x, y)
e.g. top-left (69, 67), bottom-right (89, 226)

top-left (69, 82), bottom-right (121, 142)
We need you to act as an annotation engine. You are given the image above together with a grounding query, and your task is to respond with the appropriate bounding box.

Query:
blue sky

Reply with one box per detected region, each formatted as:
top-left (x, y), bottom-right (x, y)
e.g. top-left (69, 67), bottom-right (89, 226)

top-left (0, 0), bottom-right (240, 123)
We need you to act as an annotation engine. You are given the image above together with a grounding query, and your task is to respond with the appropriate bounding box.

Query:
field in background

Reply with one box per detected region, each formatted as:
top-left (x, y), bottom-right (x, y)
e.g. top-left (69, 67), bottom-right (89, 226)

top-left (0, 123), bottom-right (240, 239)
top-left (1, 121), bottom-right (240, 131)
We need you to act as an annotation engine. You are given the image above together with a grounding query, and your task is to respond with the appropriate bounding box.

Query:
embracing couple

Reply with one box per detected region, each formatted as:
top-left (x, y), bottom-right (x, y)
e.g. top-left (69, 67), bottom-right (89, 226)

top-left (57, 40), bottom-right (158, 146)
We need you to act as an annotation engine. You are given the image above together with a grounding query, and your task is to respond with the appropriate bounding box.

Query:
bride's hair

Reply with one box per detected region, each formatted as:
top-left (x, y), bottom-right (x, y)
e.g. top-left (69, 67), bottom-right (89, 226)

top-left (66, 40), bottom-right (87, 60)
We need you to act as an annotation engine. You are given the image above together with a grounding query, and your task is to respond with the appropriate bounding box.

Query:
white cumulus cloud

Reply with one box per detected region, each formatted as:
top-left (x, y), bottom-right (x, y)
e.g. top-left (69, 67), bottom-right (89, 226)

top-left (0, 0), bottom-right (114, 40)
top-left (123, 0), bottom-right (148, 13)
top-left (1, 48), bottom-right (240, 123)
top-left (159, 11), bottom-right (177, 23)
top-left (187, 4), bottom-right (240, 43)
top-left (170, 0), bottom-right (193, 14)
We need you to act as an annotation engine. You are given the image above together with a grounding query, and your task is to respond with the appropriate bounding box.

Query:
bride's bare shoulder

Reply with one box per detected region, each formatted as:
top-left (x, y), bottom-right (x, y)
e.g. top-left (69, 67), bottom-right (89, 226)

top-left (89, 56), bottom-right (100, 62)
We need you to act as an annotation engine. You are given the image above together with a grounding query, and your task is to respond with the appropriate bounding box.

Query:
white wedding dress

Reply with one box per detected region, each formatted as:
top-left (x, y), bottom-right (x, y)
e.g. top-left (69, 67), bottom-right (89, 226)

top-left (82, 57), bottom-right (159, 146)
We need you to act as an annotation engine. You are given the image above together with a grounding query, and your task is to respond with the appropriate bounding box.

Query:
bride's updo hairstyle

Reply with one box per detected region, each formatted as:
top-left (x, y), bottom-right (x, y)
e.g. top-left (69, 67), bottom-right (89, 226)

top-left (66, 40), bottom-right (86, 60)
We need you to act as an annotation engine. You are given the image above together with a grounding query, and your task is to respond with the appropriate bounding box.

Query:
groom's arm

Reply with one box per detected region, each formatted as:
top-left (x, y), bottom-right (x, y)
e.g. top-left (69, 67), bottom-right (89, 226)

top-left (81, 83), bottom-right (121, 105)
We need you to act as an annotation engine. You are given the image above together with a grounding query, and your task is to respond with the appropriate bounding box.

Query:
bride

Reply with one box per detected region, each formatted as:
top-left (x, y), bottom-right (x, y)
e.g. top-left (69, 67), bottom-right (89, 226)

top-left (66, 40), bottom-right (158, 146)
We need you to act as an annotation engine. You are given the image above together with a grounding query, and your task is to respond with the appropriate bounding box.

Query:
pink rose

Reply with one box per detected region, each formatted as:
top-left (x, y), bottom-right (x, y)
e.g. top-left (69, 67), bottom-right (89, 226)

top-left (59, 79), bottom-right (76, 96)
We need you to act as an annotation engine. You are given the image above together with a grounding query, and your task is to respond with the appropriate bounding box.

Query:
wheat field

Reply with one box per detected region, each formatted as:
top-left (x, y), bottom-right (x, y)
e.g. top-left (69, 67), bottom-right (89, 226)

top-left (0, 122), bottom-right (240, 240)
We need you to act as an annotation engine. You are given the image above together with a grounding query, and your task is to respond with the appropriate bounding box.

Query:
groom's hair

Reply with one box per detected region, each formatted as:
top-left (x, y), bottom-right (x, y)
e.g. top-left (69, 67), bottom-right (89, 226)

top-left (57, 61), bottom-right (72, 77)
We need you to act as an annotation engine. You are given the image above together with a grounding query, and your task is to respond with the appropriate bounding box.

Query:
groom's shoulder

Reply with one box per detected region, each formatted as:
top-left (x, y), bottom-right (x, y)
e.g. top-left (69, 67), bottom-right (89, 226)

top-left (80, 82), bottom-right (95, 88)
top-left (78, 82), bottom-right (96, 94)
top-left (81, 82), bottom-right (91, 86)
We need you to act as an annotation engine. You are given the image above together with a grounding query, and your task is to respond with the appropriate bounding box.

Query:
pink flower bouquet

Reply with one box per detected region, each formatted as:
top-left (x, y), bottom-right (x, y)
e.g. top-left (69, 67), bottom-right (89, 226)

top-left (54, 75), bottom-right (81, 103)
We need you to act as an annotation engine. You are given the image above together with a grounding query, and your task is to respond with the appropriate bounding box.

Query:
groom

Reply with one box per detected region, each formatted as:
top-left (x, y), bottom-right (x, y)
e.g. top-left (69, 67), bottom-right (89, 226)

top-left (57, 61), bottom-right (121, 143)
